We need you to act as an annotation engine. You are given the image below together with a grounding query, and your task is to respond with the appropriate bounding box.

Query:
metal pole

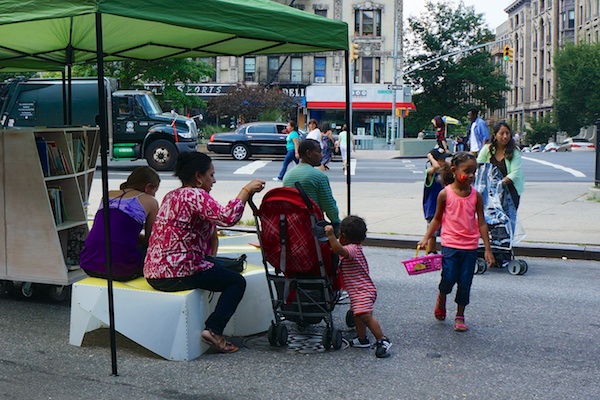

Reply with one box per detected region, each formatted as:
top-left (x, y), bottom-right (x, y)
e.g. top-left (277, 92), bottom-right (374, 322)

top-left (595, 119), bottom-right (600, 187)
top-left (95, 11), bottom-right (118, 377)
top-left (390, 0), bottom-right (399, 146)
top-left (345, 49), bottom-right (352, 215)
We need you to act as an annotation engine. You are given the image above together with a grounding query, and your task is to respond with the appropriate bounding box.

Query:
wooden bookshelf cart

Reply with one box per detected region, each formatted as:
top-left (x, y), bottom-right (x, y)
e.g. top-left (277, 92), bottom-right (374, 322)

top-left (0, 127), bottom-right (100, 299)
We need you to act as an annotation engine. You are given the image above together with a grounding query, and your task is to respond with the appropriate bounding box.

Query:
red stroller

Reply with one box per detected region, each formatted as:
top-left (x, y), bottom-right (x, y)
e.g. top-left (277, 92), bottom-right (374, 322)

top-left (248, 183), bottom-right (345, 350)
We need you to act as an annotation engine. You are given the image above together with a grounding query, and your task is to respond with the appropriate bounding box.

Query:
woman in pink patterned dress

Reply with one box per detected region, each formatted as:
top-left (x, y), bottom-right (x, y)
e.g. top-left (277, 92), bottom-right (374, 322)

top-left (144, 152), bottom-right (265, 353)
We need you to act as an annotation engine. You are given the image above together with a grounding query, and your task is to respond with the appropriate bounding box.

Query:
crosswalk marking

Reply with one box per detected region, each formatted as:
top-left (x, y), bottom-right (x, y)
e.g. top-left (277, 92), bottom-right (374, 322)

top-left (521, 156), bottom-right (586, 177)
top-left (233, 160), bottom-right (271, 174)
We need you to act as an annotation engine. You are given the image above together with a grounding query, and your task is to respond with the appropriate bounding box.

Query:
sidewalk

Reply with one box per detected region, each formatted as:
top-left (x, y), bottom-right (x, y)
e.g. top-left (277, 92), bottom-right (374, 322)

top-left (89, 152), bottom-right (600, 261)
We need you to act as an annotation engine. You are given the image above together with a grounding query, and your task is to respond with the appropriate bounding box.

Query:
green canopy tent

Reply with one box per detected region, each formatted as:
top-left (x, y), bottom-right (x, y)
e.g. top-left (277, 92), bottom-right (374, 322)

top-left (0, 0), bottom-right (349, 373)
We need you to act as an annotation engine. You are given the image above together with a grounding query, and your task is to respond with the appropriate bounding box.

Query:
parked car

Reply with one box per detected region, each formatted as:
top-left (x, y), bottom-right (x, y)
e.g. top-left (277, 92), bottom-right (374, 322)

top-left (543, 141), bottom-right (560, 152)
top-left (557, 138), bottom-right (596, 152)
top-left (207, 122), bottom-right (306, 160)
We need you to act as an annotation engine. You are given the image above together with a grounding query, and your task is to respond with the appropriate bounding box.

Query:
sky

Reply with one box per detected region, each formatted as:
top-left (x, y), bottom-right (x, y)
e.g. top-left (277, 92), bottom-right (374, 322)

top-left (403, 1), bottom-right (513, 31)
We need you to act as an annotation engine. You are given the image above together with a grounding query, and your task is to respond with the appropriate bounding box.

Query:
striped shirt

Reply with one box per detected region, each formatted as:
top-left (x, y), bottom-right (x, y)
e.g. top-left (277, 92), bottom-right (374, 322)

top-left (339, 243), bottom-right (377, 315)
top-left (282, 163), bottom-right (340, 223)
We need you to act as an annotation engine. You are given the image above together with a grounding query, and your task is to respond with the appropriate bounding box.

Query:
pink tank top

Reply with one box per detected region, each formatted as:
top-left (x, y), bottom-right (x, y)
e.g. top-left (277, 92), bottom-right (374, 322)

top-left (441, 186), bottom-right (480, 250)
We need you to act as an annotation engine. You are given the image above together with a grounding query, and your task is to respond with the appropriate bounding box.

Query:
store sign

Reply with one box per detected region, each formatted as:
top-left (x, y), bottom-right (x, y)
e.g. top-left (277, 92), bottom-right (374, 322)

top-left (143, 83), bottom-right (234, 96)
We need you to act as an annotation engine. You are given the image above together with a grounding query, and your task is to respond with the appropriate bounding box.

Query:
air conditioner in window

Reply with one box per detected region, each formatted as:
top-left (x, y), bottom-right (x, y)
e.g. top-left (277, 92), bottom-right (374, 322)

top-left (315, 77), bottom-right (325, 83)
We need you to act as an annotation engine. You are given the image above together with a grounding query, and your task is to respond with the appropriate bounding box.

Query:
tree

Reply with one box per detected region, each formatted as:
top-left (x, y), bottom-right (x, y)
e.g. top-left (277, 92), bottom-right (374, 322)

top-left (404, 0), bottom-right (509, 134)
top-left (525, 112), bottom-right (559, 145)
top-left (208, 84), bottom-right (296, 123)
top-left (554, 42), bottom-right (600, 135)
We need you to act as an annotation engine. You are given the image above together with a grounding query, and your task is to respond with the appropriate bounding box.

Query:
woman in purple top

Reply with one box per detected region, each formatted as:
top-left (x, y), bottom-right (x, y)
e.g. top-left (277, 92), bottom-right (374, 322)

top-left (80, 166), bottom-right (160, 281)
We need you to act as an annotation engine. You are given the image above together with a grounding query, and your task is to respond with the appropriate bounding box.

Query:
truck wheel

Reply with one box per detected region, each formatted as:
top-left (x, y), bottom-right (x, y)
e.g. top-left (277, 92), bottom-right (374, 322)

top-left (146, 139), bottom-right (178, 171)
top-left (231, 144), bottom-right (250, 160)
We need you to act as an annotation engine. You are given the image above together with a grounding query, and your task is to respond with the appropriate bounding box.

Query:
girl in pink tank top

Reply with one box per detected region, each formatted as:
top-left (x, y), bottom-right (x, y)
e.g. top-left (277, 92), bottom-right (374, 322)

top-left (418, 152), bottom-right (495, 332)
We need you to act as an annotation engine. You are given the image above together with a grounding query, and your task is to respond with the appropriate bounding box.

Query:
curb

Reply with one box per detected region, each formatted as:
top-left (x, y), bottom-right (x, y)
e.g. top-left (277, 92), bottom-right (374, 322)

top-left (228, 227), bottom-right (600, 261)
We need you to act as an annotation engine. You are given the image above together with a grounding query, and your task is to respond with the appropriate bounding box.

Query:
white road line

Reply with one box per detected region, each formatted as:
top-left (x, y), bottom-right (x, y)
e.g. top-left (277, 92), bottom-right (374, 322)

top-left (233, 160), bottom-right (271, 174)
top-left (521, 156), bottom-right (586, 177)
top-left (344, 158), bottom-right (357, 175)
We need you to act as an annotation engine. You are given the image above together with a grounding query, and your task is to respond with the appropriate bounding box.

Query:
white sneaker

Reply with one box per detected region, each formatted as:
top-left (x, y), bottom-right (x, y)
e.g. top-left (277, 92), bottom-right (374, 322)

top-left (350, 337), bottom-right (371, 348)
top-left (272, 177), bottom-right (282, 181)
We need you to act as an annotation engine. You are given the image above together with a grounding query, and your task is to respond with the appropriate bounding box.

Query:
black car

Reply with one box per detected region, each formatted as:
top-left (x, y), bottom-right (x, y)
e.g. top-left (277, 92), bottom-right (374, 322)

top-left (207, 122), bottom-right (306, 160)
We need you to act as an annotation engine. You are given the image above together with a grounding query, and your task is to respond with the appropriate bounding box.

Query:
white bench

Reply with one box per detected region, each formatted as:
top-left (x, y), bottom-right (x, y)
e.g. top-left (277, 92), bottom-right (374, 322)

top-left (69, 261), bottom-right (273, 361)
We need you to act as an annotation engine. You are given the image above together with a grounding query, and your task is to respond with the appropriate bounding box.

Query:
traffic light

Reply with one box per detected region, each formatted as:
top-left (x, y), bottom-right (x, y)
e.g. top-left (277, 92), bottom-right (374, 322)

top-left (349, 42), bottom-right (359, 62)
top-left (503, 45), bottom-right (514, 62)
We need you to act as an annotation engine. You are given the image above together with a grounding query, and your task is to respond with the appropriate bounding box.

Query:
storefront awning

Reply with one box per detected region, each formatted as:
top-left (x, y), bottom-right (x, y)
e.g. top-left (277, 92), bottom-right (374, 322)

top-left (307, 101), bottom-right (417, 110)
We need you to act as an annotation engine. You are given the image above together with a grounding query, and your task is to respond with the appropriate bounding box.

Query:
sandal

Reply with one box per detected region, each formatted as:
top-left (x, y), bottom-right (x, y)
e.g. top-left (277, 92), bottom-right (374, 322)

top-left (434, 294), bottom-right (446, 321)
top-left (202, 329), bottom-right (239, 353)
top-left (454, 316), bottom-right (468, 332)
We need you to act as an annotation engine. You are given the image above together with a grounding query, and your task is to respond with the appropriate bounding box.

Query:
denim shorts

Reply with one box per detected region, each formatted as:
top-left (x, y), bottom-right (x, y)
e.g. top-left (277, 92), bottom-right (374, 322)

top-left (439, 246), bottom-right (477, 306)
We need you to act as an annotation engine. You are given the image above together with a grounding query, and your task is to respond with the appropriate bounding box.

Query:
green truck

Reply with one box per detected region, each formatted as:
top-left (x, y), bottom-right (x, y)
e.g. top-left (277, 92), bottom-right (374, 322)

top-left (0, 77), bottom-right (198, 170)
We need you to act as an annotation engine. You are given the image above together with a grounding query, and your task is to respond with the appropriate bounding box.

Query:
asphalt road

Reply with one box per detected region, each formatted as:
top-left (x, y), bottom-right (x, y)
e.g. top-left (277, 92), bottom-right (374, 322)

top-left (1, 246), bottom-right (599, 399)
top-left (103, 150), bottom-right (597, 184)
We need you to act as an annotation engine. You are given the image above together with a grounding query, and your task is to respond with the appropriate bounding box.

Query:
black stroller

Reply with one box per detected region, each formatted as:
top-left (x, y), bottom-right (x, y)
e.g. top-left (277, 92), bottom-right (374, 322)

top-left (474, 163), bottom-right (528, 275)
top-left (248, 183), bottom-right (346, 350)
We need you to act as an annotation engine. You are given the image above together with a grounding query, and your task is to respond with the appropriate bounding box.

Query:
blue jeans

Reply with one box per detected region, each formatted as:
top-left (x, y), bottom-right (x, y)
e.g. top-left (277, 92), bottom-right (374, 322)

top-left (147, 262), bottom-right (246, 335)
top-left (439, 246), bottom-right (476, 306)
top-left (277, 149), bottom-right (299, 180)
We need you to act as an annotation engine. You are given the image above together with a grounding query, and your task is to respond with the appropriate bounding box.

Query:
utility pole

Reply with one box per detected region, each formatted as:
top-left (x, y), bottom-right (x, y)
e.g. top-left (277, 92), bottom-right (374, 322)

top-left (390, 0), bottom-right (403, 146)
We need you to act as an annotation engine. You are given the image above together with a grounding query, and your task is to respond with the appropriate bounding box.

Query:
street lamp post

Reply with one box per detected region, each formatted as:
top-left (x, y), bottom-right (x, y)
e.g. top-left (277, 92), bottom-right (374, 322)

top-left (390, 0), bottom-right (403, 146)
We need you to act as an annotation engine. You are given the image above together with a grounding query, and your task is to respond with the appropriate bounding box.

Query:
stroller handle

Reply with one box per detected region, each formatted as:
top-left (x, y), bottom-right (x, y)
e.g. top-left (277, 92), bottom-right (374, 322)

top-left (247, 192), bottom-right (258, 213)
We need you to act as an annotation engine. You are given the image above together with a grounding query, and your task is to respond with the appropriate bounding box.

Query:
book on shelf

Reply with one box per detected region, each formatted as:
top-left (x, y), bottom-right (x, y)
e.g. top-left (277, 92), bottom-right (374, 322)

top-left (35, 137), bottom-right (50, 177)
top-left (47, 187), bottom-right (67, 224)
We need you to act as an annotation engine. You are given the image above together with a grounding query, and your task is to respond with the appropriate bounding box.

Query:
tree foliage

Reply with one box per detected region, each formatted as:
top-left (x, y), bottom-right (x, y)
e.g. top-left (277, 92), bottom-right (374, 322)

top-left (404, 0), bottom-right (509, 134)
top-left (208, 84), bottom-right (296, 123)
top-left (554, 42), bottom-right (600, 135)
top-left (525, 112), bottom-right (559, 145)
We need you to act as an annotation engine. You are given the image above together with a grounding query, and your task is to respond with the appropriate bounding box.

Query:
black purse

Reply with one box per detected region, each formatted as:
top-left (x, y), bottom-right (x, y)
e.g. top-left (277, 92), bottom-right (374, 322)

top-left (205, 254), bottom-right (247, 273)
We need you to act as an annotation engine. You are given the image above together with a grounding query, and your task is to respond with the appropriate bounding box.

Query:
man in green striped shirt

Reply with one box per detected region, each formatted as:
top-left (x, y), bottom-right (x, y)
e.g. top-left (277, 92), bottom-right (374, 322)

top-left (283, 139), bottom-right (340, 226)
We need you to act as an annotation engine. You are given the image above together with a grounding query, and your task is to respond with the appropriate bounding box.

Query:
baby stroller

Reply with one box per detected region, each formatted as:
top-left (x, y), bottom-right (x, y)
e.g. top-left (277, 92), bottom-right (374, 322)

top-left (474, 163), bottom-right (528, 275)
top-left (248, 183), bottom-right (345, 350)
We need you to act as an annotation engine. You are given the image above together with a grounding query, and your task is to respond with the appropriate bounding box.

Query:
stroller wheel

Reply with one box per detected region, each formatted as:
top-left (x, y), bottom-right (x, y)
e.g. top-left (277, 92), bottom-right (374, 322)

top-left (345, 309), bottom-right (356, 328)
top-left (332, 329), bottom-right (343, 350)
top-left (507, 260), bottom-right (522, 275)
top-left (517, 260), bottom-right (528, 275)
top-left (267, 324), bottom-right (278, 347)
top-left (276, 324), bottom-right (288, 346)
top-left (475, 258), bottom-right (487, 275)
top-left (322, 328), bottom-right (332, 350)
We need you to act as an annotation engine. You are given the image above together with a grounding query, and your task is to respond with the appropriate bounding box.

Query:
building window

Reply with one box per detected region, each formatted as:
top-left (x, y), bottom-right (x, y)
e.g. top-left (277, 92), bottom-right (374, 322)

top-left (314, 57), bottom-right (326, 83)
top-left (315, 9), bottom-right (327, 17)
top-left (244, 57), bottom-right (255, 81)
top-left (354, 57), bottom-right (381, 83)
top-left (291, 57), bottom-right (303, 83)
top-left (568, 10), bottom-right (575, 28)
top-left (268, 56), bottom-right (279, 82)
top-left (354, 9), bottom-right (381, 36)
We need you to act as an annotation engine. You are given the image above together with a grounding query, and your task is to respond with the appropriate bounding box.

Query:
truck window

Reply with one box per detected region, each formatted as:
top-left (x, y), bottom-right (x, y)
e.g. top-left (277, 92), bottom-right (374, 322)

top-left (116, 98), bottom-right (129, 115)
top-left (138, 94), bottom-right (163, 115)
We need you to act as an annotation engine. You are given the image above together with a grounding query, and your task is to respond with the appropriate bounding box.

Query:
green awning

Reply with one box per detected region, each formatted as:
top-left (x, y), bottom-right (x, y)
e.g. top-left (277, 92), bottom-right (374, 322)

top-left (0, 0), bottom-right (348, 71)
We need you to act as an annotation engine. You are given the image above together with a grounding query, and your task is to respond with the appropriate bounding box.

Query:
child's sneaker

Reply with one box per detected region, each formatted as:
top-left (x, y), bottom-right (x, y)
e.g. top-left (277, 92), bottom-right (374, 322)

top-left (375, 337), bottom-right (392, 358)
top-left (350, 337), bottom-right (371, 348)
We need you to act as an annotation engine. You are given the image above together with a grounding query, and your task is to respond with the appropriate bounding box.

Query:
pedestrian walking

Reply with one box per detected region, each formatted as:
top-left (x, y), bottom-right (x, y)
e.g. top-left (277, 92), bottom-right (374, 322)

top-left (325, 216), bottom-right (392, 358)
top-left (417, 152), bottom-right (495, 332)
top-left (273, 120), bottom-right (300, 181)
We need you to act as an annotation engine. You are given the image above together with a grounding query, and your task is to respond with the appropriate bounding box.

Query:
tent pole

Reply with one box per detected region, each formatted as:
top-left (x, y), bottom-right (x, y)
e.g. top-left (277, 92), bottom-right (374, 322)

top-left (345, 49), bottom-right (351, 216)
top-left (95, 11), bottom-right (119, 377)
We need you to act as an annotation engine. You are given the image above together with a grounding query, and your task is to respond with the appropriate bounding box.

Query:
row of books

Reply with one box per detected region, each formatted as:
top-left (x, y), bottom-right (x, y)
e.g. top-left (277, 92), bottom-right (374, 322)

top-left (47, 187), bottom-right (67, 225)
top-left (36, 136), bottom-right (88, 177)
